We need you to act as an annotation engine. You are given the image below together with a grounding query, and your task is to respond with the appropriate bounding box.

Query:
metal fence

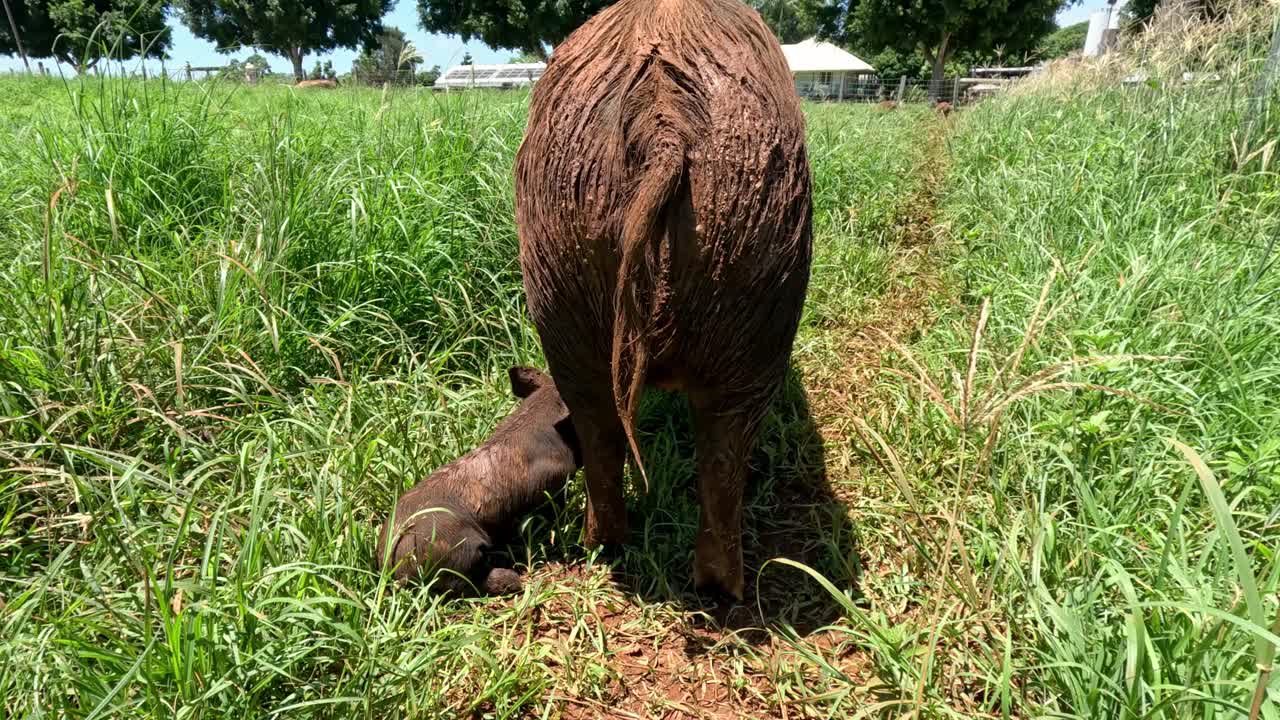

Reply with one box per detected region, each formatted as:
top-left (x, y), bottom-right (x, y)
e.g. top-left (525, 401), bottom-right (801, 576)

top-left (797, 75), bottom-right (1020, 105)
top-left (349, 68), bottom-right (438, 87)
top-left (6, 60), bottom-right (1028, 104)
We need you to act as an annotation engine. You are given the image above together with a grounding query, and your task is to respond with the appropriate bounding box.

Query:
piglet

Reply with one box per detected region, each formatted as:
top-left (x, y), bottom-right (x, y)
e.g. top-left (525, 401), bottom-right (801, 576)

top-left (376, 366), bottom-right (580, 594)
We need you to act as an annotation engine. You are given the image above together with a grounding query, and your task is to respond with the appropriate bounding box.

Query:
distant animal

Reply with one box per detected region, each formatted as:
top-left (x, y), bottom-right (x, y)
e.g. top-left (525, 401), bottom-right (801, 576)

top-left (376, 366), bottom-right (580, 594)
top-left (295, 79), bottom-right (337, 89)
top-left (514, 0), bottom-right (812, 600)
top-left (934, 101), bottom-right (953, 116)
top-left (877, 99), bottom-right (898, 111)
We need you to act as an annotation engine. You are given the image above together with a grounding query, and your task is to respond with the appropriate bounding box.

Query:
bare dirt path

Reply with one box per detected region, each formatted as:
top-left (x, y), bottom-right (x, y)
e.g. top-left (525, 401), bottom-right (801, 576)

top-left (805, 116), bottom-right (952, 447)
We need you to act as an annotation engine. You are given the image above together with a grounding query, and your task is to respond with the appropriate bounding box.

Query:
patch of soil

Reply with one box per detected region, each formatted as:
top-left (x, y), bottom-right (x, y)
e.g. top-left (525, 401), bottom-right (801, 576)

top-left (523, 563), bottom-right (870, 720)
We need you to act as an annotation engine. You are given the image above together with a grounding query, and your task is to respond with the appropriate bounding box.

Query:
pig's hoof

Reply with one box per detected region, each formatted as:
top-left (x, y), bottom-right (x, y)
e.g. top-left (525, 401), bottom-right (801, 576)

top-left (482, 567), bottom-right (523, 595)
top-left (584, 513), bottom-right (628, 548)
top-left (693, 571), bottom-right (745, 604)
top-left (584, 495), bottom-right (629, 548)
top-left (693, 540), bottom-right (745, 602)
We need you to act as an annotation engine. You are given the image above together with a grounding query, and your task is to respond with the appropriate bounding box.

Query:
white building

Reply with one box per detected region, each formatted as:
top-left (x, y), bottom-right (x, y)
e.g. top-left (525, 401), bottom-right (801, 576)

top-left (432, 39), bottom-right (877, 98)
top-left (434, 62), bottom-right (546, 90)
top-left (780, 38), bottom-right (876, 99)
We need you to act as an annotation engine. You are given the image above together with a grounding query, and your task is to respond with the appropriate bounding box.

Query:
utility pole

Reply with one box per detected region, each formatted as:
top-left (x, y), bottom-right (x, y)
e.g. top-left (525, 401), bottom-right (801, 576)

top-left (1, 0), bottom-right (31, 73)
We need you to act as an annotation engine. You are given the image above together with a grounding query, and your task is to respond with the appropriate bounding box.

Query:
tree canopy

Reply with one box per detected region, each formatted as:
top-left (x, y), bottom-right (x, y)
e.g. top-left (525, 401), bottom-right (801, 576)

top-left (218, 51), bottom-right (273, 80)
top-left (845, 0), bottom-right (1067, 85)
top-left (310, 59), bottom-right (334, 79)
top-left (352, 26), bottom-right (421, 84)
top-left (1036, 20), bottom-right (1088, 60)
top-left (748, 0), bottom-right (824, 44)
top-left (177, 0), bottom-right (393, 81)
top-left (1123, 0), bottom-right (1158, 22)
top-left (417, 63), bottom-right (441, 85)
top-left (1124, 0), bottom-right (1229, 24)
top-left (507, 49), bottom-right (544, 63)
top-left (416, 0), bottom-right (610, 59)
top-left (0, 0), bottom-right (170, 72)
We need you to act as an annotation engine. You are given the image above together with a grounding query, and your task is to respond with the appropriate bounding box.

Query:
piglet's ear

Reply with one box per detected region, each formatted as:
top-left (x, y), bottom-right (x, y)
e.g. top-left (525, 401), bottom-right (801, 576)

top-left (508, 365), bottom-right (550, 398)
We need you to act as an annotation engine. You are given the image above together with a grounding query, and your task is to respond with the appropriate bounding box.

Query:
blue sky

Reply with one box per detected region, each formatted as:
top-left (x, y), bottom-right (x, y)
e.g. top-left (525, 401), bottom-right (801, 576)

top-left (0, 1), bottom-right (506, 76)
top-left (1, 1), bottom-right (1105, 77)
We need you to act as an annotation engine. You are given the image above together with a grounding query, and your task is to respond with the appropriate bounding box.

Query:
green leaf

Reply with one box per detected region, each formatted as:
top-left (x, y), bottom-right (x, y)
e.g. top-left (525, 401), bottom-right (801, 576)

top-left (1169, 439), bottom-right (1271, 669)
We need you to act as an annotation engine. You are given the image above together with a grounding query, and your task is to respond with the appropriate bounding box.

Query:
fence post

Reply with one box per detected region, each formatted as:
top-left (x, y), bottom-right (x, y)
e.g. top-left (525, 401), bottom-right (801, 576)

top-left (2, 0), bottom-right (31, 73)
top-left (185, 62), bottom-right (192, 82)
top-left (896, 76), bottom-right (907, 102)
top-left (952, 76), bottom-right (961, 104)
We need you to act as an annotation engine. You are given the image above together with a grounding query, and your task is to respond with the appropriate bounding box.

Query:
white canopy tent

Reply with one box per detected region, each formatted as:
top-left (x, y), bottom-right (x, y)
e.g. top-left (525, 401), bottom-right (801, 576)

top-left (780, 38), bottom-right (875, 99)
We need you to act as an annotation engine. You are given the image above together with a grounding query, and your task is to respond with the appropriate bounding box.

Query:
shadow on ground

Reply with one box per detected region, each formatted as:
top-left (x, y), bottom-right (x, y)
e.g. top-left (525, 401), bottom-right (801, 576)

top-left (600, 367), bottom-right (861, 640)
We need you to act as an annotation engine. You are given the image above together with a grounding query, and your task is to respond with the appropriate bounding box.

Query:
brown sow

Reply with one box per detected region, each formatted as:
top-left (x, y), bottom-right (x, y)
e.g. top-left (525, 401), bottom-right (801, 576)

top-left (514, 0), bottom-right (812, 599)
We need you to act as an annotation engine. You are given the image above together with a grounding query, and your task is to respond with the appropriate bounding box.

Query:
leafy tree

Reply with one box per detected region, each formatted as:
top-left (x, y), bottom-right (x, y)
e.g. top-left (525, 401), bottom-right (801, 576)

top-left (748, 0), bottom-right (824, 43)
top-left (353, 26), bottom-right (420, 83)
top-left (1036, 20), bottom-right (1088, 59)
top-left (416, 0), bottom-right (611, 59)
top-left (217, 59), bottom-right (241, 80)
top-left (417, 63), bottom-right (441, 85)
top-left (1124, 0), bottom-right (1161, 23)
top-left (507, 49), bottom-right (543, 63)
top-left (460, 51), bottom-right (473, 65)
top-left (309, 59), bottom-right (335, 80)
top-left (865, 47), bottom-right (926, 79)
top-left (178, 0), bottom-right (393, 82)
top-left (0, 0), bottom-right (170, 72)
top-left (810, 0), bottom-right (858, 46)
top-left (1124, 0), bottom-right (1227, 24)
top-left (352, 54), bottom-right (375, 80)
top-left (218, 51), bottom-right (271, 81)
top-left (833, 0), bottom-right (1071, 89)
top-left (244, 51), bottom-right (271, 74)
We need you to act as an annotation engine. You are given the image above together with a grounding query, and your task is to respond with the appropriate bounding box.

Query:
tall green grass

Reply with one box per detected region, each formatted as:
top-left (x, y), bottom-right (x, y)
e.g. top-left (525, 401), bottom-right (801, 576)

top-left (4, 10), bottom-right (1276, 712)
top-left (839, 8), bottom-right (1280, 714)
top-left (0, 77), bottom-right (549, 717)
top-left (0, 76), bottom-right (919, 717)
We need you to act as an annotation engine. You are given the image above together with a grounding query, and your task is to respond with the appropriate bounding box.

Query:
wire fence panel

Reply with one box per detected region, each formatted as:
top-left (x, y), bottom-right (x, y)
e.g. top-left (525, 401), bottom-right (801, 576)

top-left (797, 76), bottom-right (1021, 105)
top-left (349, 68), bottom-right (437, 87)
top-left (7, 59), bottom-right (1029, 104)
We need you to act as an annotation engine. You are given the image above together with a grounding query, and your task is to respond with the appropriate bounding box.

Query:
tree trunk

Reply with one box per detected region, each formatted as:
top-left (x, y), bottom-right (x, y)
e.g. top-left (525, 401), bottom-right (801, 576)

top-left (290, 48), bottom-right (305, 82)
top-left (528, 43), bottom-right (549, 61)
top-left (929, 32), bottom-right (952, 100)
